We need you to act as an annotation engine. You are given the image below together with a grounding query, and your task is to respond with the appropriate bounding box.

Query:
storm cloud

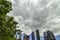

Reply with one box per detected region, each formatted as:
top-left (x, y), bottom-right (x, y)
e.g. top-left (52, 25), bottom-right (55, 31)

top-left (8, 0), bottom-right (60, 36)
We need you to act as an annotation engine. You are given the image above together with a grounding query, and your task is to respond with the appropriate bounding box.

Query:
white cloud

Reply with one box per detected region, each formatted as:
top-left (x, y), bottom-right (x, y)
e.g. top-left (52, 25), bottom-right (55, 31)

top-left (46, 1), bottom-right (54, 8)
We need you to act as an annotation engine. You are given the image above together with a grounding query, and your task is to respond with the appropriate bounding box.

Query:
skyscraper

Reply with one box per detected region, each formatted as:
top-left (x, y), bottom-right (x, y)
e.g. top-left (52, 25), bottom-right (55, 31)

top-left (44, 32), bottom-right (48, 40)
top-left (36, 29), bottom-right (40, 40)
top-left (44, 30), bottom-right (56, 40)
top-left (31, 32), bottom-right (35, 40)
top-left (24, 34), bottom-right (29, 40)
top-left (16, 30), bottom-right (21, 40)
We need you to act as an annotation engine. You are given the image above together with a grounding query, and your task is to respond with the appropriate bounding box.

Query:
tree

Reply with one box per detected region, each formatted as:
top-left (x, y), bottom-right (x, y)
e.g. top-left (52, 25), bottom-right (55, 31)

top-left (0, 0), bottom-right (12, 14)
top-left (0, 0), bottom-right (18, 40)
top-left (3, 16), bottom-right (18, 40)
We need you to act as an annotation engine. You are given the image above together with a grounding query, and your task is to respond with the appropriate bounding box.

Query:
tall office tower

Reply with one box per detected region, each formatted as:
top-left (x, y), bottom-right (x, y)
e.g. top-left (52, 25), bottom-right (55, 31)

top-left (44, 32), bottom-right (48, 40)
top-left (31, 32), bottom-right (35, 40)
top-left (36, 29), bottom-right (40, 40)
top-left (24, 34), bottom-right (29, 40)
top-left (16, 30), bottom-right (21, 40)
top-left (44, 30), bottom-right (56, 40)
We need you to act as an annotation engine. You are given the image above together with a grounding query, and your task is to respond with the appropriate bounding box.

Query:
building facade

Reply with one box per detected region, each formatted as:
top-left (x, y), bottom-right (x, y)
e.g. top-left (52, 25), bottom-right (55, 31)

top-left (44, 30), bottom-right (56, 40)
top-left (31, 32), bottom-right (35, 40)
top-left (24, 34), bottom-right (29, 40)
top-left (44, 32), bottom-right (47, 40)
top-left (16, 30), bottom-right (21, 40)
top-left (36, 29), bottom-right (40, 40)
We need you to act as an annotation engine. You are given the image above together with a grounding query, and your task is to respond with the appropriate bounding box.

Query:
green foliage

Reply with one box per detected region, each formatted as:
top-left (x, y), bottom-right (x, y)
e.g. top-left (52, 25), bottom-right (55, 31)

top-left (0, 0), bottom-right (12, 15)
top-left (0, 0), bottom-right (18, 40)
top-left (5, 16), bottom-right (18, 36)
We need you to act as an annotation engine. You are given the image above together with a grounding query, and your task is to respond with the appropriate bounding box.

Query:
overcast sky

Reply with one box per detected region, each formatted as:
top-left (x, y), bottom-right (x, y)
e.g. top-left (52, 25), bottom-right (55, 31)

top-left (8, 0), bottom-right (60, 36)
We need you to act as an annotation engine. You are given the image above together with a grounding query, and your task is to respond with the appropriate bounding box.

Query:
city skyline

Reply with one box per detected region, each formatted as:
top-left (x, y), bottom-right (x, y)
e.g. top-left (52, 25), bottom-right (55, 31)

top-left (16, 30), bottom-right (57, 40)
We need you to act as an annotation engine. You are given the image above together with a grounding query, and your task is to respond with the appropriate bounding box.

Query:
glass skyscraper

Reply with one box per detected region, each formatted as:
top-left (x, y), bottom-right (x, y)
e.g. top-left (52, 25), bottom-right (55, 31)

top-left (24, 34), bottom-right (29, 40)
top-left (44, 30), bottom-right (56, 40)
top-left (31, 32), bottom-right (35, 40)
top-left (36, 29), bottom-right (40, 40)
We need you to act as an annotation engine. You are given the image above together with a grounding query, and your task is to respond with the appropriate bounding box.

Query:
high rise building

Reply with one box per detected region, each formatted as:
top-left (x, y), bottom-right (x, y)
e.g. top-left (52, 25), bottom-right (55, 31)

top-left (16, 30), bottom-right (21, 40)
top-left (36, 29), bottom-right (40, 40)
top-left (44, 30), bottom-right (56, 40)
top-left (24, 34), bottom-right (29, 40)
top-left (31, 32), bottom-right (35, 40)
top-left (44, 32), bottom-right (48, 40)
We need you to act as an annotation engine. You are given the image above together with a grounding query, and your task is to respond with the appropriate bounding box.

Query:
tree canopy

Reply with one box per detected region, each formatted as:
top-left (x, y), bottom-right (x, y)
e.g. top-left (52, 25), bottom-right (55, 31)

top-left (0, 0), bottom-right (18, 40)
